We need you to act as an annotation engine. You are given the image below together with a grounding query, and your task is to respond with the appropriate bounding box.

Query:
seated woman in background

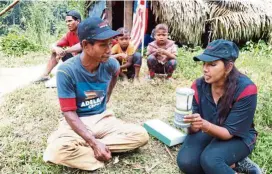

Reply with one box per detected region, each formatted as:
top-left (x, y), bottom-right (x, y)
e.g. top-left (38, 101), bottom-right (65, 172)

top-left (177, 39), bottom-right (262, 174)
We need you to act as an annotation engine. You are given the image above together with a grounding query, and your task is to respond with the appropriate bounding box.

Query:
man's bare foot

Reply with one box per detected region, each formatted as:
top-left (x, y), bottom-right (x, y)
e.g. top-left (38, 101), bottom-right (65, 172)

top-left (165, 77), bottom-right (175, 83)
top-left (34, 75), bottom-right (50, 83)
top-left (133, 77), bottom-right (142, 86)
top-left (122, 76), bottom-right (129, 85)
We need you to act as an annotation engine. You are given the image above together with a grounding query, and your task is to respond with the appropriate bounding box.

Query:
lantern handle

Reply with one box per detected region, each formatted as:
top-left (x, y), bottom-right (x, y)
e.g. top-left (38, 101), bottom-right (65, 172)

top-left (186, 94), bottom-right (190, 111)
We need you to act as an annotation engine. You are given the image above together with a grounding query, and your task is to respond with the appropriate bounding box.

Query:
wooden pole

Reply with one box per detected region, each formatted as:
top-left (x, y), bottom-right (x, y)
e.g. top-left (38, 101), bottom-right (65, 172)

top-left (0, 0), bottom-right (20, 17)
top-left (124, 1), bottom-right (133, 31)
top-left (124, 1), bottom-right (126, 29)
top-left (107, 1), bottom-right (112, 27)
top-left (141, 0), bottom-right (146, 56)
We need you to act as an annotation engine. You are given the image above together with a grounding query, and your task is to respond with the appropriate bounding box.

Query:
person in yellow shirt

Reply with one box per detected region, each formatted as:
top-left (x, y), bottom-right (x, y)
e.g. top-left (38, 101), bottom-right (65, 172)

top-left (111, 28), bottom-right (142, 83)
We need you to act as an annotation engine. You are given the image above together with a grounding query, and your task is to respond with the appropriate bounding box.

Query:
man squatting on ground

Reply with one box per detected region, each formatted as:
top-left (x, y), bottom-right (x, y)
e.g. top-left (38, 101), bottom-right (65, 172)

top-left (36, 10), bottom-right (82, 82)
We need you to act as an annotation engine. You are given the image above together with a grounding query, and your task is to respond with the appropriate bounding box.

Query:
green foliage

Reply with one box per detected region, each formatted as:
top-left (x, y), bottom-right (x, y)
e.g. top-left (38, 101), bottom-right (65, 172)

top-left (241, 40), bottom-right (272, 55)
top-left (251, 127), bottom-right (272, 174)
top-left (0, 32), bottom-right (41, 56)
top-left (175, 46), bottom-right (203, 80)
top-left (24, 2), bottom-right (53, 46)
top-left (239, 41), bottom-right (272, 128)
top-left (238, 46), bottom-right (272, 173)
top-left (0, 1), bottom-right (86, 57)
top-left (0, 1), bottom-right (18, 35)
top-left (67, 0), bottom-right (86, 19)
top-left (22, 1), bottom-right (69, 47)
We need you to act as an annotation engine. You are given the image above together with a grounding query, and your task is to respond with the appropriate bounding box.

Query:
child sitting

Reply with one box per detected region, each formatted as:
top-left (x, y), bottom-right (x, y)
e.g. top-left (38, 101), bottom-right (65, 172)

top-left (111, 28), bottom-right (142, 83)
top-left (146, 24), bottom-right (178, 80)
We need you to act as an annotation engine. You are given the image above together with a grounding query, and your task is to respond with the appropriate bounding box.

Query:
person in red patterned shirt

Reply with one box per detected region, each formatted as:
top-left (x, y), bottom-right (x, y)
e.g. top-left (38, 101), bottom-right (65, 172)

top-left (35, 10), bottom-right (82, 82)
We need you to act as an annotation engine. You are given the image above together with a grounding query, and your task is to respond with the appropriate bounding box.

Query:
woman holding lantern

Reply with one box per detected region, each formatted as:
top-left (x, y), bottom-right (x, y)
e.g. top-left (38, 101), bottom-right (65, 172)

top-left (176, 39), bottom-right (262, 174)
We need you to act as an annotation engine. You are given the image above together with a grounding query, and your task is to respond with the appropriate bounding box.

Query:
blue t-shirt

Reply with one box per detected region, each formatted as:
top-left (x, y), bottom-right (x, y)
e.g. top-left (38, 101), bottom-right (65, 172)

top-left (56, 54), bottom-right (119, 117)
top-left (191, 74), bottom-right (258, 152)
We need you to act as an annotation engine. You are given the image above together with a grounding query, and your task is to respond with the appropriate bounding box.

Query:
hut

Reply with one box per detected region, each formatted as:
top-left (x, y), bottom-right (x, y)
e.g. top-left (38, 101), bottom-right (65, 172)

top-left (84, 0), bottom-right (156, 46)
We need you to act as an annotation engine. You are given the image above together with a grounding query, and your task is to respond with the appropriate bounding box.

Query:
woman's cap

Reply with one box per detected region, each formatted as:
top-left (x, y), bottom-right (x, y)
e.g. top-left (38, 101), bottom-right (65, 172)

top-left (194, 39), bottom-right (239, 62)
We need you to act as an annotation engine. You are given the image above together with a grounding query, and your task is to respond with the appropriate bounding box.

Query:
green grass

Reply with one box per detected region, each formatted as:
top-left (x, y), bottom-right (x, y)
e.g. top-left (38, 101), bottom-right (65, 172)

top-left (1, 47), bottom-right (272, 173)
top-left (0, 82), bottom-right (184, 174)
top-left (0, 51), bottom-right (48, 68)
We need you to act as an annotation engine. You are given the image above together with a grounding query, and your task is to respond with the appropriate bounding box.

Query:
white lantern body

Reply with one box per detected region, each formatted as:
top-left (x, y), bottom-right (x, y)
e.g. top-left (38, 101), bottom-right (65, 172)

top-left (176, 88), bottom-right (195, 111)
top-left (174, 108), bottom-right (191, 128)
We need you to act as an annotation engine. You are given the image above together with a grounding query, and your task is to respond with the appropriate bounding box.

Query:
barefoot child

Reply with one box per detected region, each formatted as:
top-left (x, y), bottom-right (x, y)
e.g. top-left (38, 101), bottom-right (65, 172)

top-left (111, 28), bottom-right (142, 83)
top-left (146, 24), bottom-right (178, 80)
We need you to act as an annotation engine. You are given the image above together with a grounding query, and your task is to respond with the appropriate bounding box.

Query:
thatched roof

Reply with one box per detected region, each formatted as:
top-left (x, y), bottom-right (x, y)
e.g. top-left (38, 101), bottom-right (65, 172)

top-left (151, 0), bottom-right (272, 45)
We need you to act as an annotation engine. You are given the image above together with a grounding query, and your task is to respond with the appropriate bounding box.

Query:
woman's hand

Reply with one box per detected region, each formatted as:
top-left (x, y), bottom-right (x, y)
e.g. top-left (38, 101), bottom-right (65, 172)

top-left (184, 114), bottom-right (212, 133)
top-left (183, 113), bottom-right (204, 131)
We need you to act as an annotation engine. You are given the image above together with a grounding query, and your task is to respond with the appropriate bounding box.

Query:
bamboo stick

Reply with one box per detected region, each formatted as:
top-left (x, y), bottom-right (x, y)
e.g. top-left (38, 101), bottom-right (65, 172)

top-left (0, 0), bottom-right (20, 17)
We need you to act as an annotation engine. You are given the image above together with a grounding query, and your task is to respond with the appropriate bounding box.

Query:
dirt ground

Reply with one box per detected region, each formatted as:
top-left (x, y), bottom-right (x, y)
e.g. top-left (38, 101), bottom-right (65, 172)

top-left (0, 65), bottom-right (44, 98)
top-left (0, 61), bottom-right (63, 103)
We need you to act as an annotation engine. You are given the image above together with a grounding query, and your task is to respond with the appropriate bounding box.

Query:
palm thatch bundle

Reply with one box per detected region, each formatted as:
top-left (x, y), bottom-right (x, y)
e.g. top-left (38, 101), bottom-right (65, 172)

top-left (151, 0), bottom-right (208, 45)
top-left (151, 0), bottom-right (272, 45)
top-left (207, 0), bottom-right (272, 42)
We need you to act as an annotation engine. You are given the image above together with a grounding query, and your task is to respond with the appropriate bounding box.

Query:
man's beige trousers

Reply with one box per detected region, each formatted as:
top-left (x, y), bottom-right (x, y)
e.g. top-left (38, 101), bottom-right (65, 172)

top-left (43, 110), bottom-right (149, 171)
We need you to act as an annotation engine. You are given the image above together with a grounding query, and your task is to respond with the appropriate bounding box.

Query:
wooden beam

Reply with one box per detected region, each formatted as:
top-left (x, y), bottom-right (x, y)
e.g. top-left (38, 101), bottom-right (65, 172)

top-left (0, 0), bottom-right (20, 17)
top-left (124, 1), bottom-right (133, 31)
top-left (107, 1), bottom-right (112, 27)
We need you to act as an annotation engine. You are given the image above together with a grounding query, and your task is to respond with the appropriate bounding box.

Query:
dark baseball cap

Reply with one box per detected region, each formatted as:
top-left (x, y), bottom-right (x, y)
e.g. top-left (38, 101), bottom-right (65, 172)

top-left (66, 10), bottom-right (81, 21)
top-left (194, 39), bottom-right (239, 62)
top-left (77, 17), bottom-right (121, 42)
